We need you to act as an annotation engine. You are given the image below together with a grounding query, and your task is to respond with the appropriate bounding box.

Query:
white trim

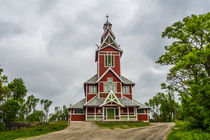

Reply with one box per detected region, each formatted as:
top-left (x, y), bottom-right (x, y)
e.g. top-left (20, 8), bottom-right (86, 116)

top-left (73, 109), bottom-right (85, 115)
top-left (127, 107), bottom-right (129, 120)
top-left (119, 106), bottom-right (121, 120)
top-left (100, 90), bottom-right (124, 107)
top-left (85, 107), bottom-right (87, 121)
top-left (137, 109), bottom-right (147, 114)
top-left (84, 95), bottom-right (97, 106)
top-left (101, 28), bottom-right (116, 39)
top-left (102, 106), bottom-right (104, 120)
top-left (99, 32), bottom-right (121, 51)
top-left (96, 67), bottom-right (124, 83)
top-left (94, 107), bottom-right (96, 120)
top-left (89, 85), bottom-right (97, 94)
top-left (104, 52), bottom-right (115, 68)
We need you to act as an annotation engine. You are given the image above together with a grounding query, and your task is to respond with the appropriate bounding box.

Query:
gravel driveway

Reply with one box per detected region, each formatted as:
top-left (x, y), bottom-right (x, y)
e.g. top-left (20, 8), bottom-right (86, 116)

top-left (23, 122), bottom-right (175, 140)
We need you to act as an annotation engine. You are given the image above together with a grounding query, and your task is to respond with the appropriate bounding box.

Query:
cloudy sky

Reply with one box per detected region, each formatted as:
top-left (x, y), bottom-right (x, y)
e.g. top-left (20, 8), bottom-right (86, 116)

top-left (0, 0), bottom-right (209, 112)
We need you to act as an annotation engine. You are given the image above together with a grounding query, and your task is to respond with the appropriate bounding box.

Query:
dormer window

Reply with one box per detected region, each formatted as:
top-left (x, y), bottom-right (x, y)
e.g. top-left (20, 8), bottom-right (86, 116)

top-left (105, 54), bottom-right (114, 67)
top-left (122, 86), bottom-right (130, 94)
top-left (89, 86), bottom-right (97, 94)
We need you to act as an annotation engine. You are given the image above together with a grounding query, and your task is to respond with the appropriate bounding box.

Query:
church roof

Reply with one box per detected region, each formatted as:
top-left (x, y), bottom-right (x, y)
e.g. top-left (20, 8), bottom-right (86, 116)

top-left (84, 74), bottom-right (98, 84)
top-left (84, 74), bottom-right (135, 85)
top-left (83, 95), bottom-right (148, 107)
top-left (70, 98), bottom-right (86, 109)
top-left (120, 76), bottom-right (135, 85)
top-left (132, 100), bottom-right (150, 109)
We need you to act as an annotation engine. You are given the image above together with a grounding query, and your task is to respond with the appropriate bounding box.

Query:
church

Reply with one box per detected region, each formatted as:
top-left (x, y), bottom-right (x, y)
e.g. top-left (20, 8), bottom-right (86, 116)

top-left (69, 16), bottom-right (150, 122)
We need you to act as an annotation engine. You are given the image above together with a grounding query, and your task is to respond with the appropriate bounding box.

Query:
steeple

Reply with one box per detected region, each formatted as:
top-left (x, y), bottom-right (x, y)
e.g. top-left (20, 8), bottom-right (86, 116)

top-left (103, 15), bottom-right (112, 30)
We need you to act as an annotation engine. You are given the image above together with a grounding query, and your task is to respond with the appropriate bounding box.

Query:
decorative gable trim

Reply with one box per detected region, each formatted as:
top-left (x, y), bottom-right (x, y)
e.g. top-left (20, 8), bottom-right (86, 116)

top-left (96, 67), bottom-right (124, 83)
top-left (98, 32), bottom-right (122, 52)
top-left (100, 90), bottom-right (124, 107)
top-left (101, 28), bottom-right (116, 39)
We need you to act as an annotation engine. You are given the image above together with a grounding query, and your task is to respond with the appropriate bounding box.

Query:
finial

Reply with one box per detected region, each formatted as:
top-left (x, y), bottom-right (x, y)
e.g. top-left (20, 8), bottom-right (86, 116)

top-left (106, 14), bottom-right (109, 22)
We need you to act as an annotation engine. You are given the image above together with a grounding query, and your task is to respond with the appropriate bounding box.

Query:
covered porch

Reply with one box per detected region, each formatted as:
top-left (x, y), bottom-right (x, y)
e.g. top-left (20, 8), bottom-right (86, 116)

top-left (85, 106), bottom-right (138, 121)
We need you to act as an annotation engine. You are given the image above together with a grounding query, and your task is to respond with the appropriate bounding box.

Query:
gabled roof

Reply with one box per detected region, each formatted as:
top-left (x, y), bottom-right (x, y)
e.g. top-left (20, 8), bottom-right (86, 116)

top-left (100, 90), bottom-right (124, 107)
top-left (120, 76), bottom-right (135, 85)
top-left (96, 67), bottom-right (124, 83)
top-left (133, 100), bottom-right (150, 109)
top-left (118, 96), bottom-right (140, 107)
top-left (84, 73), bottom-right (135, 85)
top-left (84, 96), bottom-right (105, 106)
top-left (69, 98), bottom-right (86, 109)
top-left (97, 32), bottom-right (123, 52)
top-left (84, 74), bottom-right (98, 84)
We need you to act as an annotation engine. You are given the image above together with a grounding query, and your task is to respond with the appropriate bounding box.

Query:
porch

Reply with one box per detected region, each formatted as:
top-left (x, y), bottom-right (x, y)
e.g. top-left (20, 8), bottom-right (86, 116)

top-left (85, 106), bottom-right (138, 121)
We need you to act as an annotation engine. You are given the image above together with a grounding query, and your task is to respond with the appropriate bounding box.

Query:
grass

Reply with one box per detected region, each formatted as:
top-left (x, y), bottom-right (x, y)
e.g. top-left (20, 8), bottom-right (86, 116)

top-left (168, 121), bottom-right (210, 140)
top-left (0, 121), bottom-right (68, 140)
top-left (95, 121), bottom-right (149, 129)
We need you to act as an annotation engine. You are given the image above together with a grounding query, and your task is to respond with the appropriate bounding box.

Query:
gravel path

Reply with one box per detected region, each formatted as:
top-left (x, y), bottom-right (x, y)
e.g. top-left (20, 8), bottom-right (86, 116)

top-left (22, 122), bottom-right (175, 140)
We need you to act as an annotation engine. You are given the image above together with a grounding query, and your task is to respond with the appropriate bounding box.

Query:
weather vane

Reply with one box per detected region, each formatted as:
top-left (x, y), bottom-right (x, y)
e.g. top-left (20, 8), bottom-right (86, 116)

top-left (106, 14), bottom-right (109, 21)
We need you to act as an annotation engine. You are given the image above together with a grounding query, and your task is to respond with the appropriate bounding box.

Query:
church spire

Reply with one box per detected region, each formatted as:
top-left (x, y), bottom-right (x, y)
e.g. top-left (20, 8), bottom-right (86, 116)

top-left (103, 14), bottom-right (112, 30)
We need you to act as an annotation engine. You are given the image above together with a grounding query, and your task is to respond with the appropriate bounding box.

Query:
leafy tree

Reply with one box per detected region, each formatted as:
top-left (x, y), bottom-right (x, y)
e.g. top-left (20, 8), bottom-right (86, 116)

top-left (157, 12), bottom-right (210, 130)
top-left (0, 99), bottom-right (20, 129)
top-left (146, 91), bottom-right (179, 122)
top-left (26, 110), bottom-right (45, 122)
top-left (8, 78), bottom-right (27, 103)
top-left (0, 68), bottom-right (10, 102)
top-left (43, 99), bottom-right (52, 122)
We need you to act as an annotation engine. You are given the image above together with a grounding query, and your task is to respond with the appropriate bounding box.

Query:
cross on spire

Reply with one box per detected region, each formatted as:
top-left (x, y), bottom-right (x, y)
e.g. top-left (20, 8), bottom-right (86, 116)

top-left (106, 14), bottom-right (109, 22)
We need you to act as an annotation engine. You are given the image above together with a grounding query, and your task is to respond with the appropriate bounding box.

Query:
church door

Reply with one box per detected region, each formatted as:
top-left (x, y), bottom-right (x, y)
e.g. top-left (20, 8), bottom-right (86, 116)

top-left (107, 108), bottom-right (114, 119)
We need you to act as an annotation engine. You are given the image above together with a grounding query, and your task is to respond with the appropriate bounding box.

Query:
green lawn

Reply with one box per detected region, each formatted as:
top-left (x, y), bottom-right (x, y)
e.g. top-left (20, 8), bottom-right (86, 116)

top-left (95, 121), bottom-right (149, 129)
top-left (168, 121), bottom-right (210, 140)
top-left (0, 121), bottom-right (68, 140)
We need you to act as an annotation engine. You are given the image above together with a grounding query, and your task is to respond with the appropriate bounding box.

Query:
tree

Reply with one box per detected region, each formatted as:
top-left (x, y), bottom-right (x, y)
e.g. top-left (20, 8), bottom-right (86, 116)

top-left (43, 99), bottom-right (52, 122)
top-left (0, 68), bottom-right (10, 102)
top-left (146, 91), bottom-right (179, 122)
top-left (8, 78), bottom-right (27, 103)
top-left (26, 110), bottom-right (45, 122)
top-left (0, 99), bottom-right (20, 129)
top-left (157, 12), bottom-right (210, 130)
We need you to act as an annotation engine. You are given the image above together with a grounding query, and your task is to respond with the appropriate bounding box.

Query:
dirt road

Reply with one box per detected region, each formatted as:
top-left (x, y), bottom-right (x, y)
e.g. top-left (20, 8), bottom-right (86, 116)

top-left (23, 122), bottom-right (175, 140)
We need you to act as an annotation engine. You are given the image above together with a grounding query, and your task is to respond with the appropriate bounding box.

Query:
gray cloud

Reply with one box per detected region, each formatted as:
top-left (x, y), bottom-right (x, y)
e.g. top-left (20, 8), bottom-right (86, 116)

top-left (0, 0), bottom-right (209, 113)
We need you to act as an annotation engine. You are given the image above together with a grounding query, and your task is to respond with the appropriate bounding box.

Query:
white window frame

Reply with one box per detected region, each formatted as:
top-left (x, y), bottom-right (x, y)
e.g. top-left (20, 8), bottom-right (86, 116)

top-left (74, 109), bottom-right (85, 114)
top-left (89, 85), bottom-right (97, 94)
top-left (103, 78), bottom-right (117, 92)
top-left (104, 53), bottom-right (115, 67)
top-left (122, 86), bottom-right (130, 94)
top-left (137, 109), bottom-right (146, 114)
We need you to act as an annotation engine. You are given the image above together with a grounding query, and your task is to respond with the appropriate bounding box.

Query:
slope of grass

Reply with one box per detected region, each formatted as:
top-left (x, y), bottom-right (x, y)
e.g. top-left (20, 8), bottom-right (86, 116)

top-left (168, 121), bottom-right (210, 140)
top-left (96, 121), bottom-right (149, 129)
top-left (0, 121), bottom-right (68, 140)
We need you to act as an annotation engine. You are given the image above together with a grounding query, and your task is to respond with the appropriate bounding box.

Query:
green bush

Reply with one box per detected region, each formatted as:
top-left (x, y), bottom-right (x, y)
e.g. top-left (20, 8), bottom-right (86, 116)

top-left (0, 121), bottom-right (68, 140)
top-left (168, 121), bottom-right (210, 140)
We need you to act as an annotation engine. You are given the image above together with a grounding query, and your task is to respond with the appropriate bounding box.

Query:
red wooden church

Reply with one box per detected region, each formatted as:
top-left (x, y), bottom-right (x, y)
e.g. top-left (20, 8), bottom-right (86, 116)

top-left (69, 17), bottom-right (150, 122)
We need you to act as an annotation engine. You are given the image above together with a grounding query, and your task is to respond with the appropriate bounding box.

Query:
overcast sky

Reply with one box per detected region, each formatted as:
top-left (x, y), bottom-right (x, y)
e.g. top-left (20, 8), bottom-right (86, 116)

top-left (0, 0), bottom-right (209, 112)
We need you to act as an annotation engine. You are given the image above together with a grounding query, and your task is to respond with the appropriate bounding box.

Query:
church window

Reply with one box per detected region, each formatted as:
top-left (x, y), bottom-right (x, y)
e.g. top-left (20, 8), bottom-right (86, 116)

top-left (89, 86), bottom-right (97, 94)
top-left (122, 86), bottom-right (130, 94)
top-left (105, 54), bottom-right (114, 67)
top-left (104, 78), bottom-right (117, 92)
top-left (137, 109), bottom-right (145, 114)
top-left (74, 109), bottom-right (84, 114)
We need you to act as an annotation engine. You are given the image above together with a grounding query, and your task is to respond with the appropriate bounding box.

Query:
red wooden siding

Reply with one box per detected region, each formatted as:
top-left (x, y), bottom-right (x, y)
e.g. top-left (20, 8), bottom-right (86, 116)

top-left (138, 114), bottom-right (148, 121)
top-left (71, 115), bottom-right (85, 121)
